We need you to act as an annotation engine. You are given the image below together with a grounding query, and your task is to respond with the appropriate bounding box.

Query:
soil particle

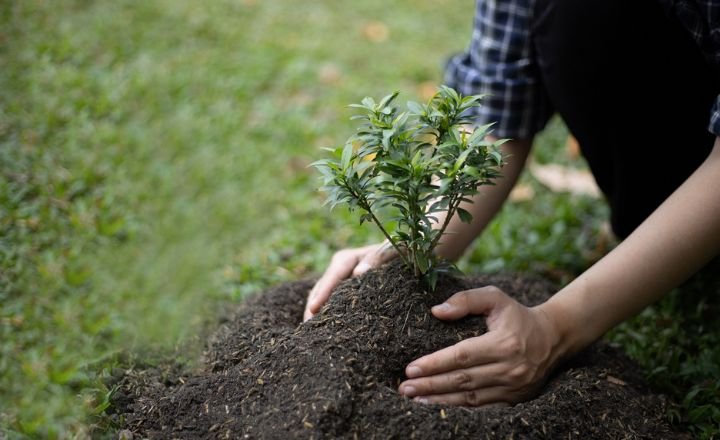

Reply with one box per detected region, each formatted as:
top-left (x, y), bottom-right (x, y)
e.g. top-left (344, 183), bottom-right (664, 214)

top-left (115, 262), bottom-right (686, 439)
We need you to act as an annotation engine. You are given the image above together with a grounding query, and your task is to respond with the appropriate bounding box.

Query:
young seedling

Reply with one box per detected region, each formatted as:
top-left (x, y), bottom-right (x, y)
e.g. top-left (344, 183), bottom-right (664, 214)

top-left (313, 86), bottom-right (506, 289)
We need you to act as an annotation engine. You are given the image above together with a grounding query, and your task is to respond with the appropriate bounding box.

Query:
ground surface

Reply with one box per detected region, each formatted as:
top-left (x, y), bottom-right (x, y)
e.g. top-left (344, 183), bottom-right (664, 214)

top-left (115, 263), bottom-right (685, 439)
top-left (3, 2), bottom-right (719, 437)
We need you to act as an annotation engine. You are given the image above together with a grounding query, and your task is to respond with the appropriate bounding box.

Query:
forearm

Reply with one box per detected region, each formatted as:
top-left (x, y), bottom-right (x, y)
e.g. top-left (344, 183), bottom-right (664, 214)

top-left (541, 137), bottom-right (720, 357)
top-left (435, 138), bottom-right (534, 261)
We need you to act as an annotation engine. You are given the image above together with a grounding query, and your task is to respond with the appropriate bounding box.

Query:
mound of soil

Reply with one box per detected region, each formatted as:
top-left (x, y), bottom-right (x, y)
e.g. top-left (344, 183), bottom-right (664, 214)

top-left (115, 262), bottom-right (686, 439)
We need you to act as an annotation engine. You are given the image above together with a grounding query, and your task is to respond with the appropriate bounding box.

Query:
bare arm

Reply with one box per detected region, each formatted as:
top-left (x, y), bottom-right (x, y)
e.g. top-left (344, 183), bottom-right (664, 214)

top-left (542, 137), bottom-right (720, 356)
top-left (399, 137), bottom-right (720, 405)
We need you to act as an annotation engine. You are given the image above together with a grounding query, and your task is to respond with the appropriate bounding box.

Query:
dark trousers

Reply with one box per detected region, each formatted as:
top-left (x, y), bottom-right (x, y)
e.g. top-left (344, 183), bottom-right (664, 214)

top-left (532, 0), bottom-right (719, 238)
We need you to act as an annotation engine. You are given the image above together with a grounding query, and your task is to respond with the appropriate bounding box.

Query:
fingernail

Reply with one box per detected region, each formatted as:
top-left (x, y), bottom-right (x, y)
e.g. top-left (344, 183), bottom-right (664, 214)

top-left (400, 385), bottom-right (416, 396)
top-left (355, 261), bottom-right (371, 274)
top-left (414, 397), bottom-right (429, 404)
top-left (432, 303), bottom-right (451, 312)
top-left (406, 366), bottom-right (422, 377)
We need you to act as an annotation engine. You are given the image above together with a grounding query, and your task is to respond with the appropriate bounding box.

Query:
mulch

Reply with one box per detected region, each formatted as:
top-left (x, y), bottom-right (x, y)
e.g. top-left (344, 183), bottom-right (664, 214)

top-left (112, 262), bottom-right (687, 439)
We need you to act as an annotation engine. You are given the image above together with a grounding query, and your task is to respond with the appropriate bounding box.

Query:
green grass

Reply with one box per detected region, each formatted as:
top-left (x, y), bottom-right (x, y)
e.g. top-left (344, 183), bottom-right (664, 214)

top-left (0, 0), bottom-right (718, 438)
top-left (607, 261), bottom-right (720, 438)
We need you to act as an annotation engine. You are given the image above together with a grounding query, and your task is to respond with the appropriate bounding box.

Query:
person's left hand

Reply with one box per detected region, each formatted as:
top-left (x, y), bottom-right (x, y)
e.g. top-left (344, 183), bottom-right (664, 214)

top-left (398, 286), bottom-right (562, 406)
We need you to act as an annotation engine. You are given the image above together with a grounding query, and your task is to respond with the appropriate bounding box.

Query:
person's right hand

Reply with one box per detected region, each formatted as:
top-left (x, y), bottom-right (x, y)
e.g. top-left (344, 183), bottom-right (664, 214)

top-left (303, 242), bottom-right (397, 321)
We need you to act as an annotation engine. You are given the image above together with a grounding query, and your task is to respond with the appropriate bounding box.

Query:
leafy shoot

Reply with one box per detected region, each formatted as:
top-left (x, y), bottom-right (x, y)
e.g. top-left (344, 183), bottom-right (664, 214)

top-left (312, 86), bottom-right (506, 289)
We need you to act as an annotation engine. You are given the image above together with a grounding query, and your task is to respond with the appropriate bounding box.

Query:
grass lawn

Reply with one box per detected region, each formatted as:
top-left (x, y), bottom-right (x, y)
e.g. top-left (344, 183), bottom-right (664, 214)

top-left (1, 0), bottom-right (718, 437)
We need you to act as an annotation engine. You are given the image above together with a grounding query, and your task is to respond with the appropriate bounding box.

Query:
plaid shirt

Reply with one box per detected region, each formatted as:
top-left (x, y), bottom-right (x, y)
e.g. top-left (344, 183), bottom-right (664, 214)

top-left (445, 0), bottom-right (720, 138)
top-left (661, 0), bottom-right (720, 136)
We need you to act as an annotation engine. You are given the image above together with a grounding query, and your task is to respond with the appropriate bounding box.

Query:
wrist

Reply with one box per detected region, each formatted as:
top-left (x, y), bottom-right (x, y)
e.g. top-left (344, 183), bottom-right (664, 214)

top-left (533, 290), bottom-right (591, 365)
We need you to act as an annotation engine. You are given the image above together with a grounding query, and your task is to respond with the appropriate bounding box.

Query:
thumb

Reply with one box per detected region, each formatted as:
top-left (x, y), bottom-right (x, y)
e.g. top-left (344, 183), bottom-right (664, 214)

top-left (351, 242), bottom-right (397, 277)
top-left (351, 259), bottom-right (373, 277)
top-left (432, 286), bottom-right (509, 321)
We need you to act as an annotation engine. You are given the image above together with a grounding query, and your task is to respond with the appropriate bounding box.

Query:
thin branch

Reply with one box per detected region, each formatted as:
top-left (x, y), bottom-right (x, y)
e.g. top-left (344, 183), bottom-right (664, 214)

top-left (429, 192), bottom-right (458, 252)
top-left (353, 192), bottom-right (411, 269)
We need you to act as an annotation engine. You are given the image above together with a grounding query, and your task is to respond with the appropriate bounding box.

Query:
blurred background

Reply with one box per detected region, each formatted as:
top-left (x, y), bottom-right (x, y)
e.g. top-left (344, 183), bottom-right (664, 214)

top-left (3, 0), bottom-right (716, 438)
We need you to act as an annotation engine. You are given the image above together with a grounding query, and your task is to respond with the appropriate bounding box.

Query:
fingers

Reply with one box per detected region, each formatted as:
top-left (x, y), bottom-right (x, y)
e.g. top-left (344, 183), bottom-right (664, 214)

top-left (351, 241), bottom-right (396, 277)
top-left (399, 332), bottom-right (543, 406)
top-left (397, 286), bottom-right (558, 407)
top-left (411, 387), bottom-right (515, 407)
top-left (304, 243), bottom-right (395, 321)
top-left (431, 286), bottom-right (510, 321)
top-left (405, 287), bottom-right (517, 375)
top-left (304, 250), bottom-right (359, 321)
top-left (404, 333), bottom-right (505, 378)
top-left (401, 362), bottom-right (542, 406)
top-left (350, 250), bottom-right (377, 278)
top-left (399, 363), bottom-right (505, 397)
top-left (394, 285), bottom-right (561, 407)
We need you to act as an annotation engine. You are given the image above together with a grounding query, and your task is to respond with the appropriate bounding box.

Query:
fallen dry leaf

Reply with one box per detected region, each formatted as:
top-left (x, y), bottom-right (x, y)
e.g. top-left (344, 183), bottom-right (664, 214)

top-left (286, 156), bottom-right (311, 175)
top-left (566, 134), bottom-right (581, 160)
top-left (509, 183), bottom-right (535, 201)
top-left (361, 20), bottom-right (390, 43)
top-left (529, 162), bottom-right (600, 197)
top-left (417, 81), bottom-right (438, 101)
top-left (606, 375), bottom-right (627, 386)
top-left (317, 63), bottom-right (342, 85)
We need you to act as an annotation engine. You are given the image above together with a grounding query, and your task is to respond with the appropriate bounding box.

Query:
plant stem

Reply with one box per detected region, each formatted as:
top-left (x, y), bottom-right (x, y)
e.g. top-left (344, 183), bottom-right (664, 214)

top-left (410, 196), bottom-right (422, 277)
top-left (352, 191), bottom-right (412, 269)
top-left (366, 206), bottom-right (412, 269)
top-left (429, 193), bottom-right (459, 252)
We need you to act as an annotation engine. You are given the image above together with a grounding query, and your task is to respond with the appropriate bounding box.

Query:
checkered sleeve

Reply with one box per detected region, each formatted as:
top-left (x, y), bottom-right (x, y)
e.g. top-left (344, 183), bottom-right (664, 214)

top-left (443, 0), bottom-right (552, 139)
top-left (707, 0), bottom-right (720, 137)
top-left (711, 96), bottom-right (720, 136)
top-left (658, 0), bottom-right (720, 136)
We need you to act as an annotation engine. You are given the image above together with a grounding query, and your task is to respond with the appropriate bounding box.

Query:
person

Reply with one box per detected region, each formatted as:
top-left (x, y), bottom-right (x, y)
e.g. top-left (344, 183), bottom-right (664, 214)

top-left (305, 0), bottom-right (720, 406)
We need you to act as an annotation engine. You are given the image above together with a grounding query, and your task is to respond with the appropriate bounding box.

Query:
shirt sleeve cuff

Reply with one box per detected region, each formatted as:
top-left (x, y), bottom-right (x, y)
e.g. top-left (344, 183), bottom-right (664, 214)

top-left (710, 95), bottom-right (720, 137)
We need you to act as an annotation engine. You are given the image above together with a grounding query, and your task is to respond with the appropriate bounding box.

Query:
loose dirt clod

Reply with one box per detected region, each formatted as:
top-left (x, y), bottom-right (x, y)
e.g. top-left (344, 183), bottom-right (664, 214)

top-left (114, 262), bottom-right (687, 439)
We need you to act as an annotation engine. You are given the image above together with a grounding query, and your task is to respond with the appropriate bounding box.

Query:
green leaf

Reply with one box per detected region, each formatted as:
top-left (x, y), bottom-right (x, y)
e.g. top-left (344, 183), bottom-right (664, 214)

top-left (359, 213), bottom-right (373, 225)
top-left (353, 160), bottom-right (374, 178)
top-left (426, 270), bottom-right (439, 291)
top-left (361, 96), bottom-right (375, 108)
top-left (428, 199), bottom-right (450, 213)
top-left (457, 207), bottom-right (473, 224)
top-left (415, 252), bottom-right (429, 274)
top-left (378, 91), bottom-right (399, 109)
top-left (453, 148), bottom-right (473, 172)
top-left (461, 165), bottom-right (480, 178)
top-left (394, 230), bottom-right (412, 243)
top-left (407, 101), bottom-right (425, 115)
top-left (469, 122), bottom-right (495, 143)
top-left (438, 178), bottom-right (453, 194)
top-left (489, 150), bottom-right (503, 165)
top-left (341, 142), bottom-right (353, 170)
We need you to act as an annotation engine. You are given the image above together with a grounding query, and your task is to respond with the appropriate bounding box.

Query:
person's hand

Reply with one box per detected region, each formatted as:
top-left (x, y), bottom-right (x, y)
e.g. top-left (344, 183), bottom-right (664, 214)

top-left (398, 286), bottom-right (563, 406)
top-left (304, 242), bottom-right (397, 321)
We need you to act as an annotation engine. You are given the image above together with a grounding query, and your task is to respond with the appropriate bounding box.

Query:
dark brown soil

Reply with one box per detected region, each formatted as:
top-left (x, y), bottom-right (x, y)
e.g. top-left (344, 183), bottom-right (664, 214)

top-left (114, 262), bottom-right (686, 439)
